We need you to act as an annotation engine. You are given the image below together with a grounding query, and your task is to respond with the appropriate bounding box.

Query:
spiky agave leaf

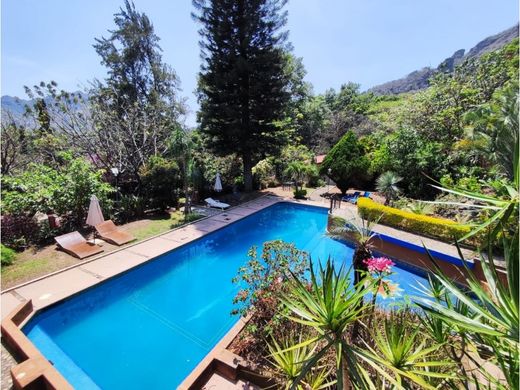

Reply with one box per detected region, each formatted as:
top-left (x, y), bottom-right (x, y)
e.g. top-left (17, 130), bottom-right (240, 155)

top-left (279, 258), bottom-right (373, 389)
top-left (414, 234), bottom-right (519, 389)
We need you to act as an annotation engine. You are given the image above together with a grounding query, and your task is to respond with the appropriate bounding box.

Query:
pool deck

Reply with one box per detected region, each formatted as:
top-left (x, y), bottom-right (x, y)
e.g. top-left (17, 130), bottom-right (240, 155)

top-left (0, 191), bottom-right (478, 389)
top-left (0, 195), bottom-right (283, 319)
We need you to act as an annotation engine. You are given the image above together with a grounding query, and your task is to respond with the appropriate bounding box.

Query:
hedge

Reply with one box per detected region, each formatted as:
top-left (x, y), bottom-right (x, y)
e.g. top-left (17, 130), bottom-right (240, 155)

top-left (357, 197), bottom-right (473, 244)
top-left (1, 244), bottom-right (16, 266)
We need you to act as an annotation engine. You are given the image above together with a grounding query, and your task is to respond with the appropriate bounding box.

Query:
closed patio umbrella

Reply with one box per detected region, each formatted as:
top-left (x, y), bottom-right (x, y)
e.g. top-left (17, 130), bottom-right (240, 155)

top-left (214, 172), bottom-right (223, 192)
top-left (86, 195), bottom-right (104, 243)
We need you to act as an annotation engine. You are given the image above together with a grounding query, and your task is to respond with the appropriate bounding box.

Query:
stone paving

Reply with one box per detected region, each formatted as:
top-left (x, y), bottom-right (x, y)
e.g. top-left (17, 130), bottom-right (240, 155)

top-left (1, 343), bottom-right (15, 389)
top-left (201, 373), bottom-right (259, 390)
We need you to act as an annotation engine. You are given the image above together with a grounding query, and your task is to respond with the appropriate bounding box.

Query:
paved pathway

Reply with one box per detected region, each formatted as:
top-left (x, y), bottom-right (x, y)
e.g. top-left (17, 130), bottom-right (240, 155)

top-left (1, 343), bottom-right (15, 389)
top-left (1, 196), bottom-right (282, 318)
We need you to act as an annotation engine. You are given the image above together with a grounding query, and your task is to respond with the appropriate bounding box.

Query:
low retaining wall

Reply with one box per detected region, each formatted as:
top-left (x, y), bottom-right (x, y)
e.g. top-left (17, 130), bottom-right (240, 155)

top-left (327, 213), bottom-right (505, 286)
top-left (1, 300), bottom-right (73, 389)
top-left (178, 314), bottom-right (274, 389)
top-left (367, 234), bottom-right (476, 284)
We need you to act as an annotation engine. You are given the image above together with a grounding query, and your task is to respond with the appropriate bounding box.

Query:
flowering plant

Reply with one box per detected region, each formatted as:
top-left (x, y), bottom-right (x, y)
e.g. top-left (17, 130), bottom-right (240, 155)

top-left (363, 256), bottom-right (395, 275)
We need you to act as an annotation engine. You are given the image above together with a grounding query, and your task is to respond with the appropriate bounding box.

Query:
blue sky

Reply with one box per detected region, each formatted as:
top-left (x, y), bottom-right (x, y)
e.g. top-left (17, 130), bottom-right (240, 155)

top-left (2, 0), bottom-right (518, 126)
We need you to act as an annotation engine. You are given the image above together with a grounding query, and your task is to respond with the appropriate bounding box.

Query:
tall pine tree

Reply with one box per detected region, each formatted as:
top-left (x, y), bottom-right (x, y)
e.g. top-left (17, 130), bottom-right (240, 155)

top-left (193, 0), bottom-right (291, 192)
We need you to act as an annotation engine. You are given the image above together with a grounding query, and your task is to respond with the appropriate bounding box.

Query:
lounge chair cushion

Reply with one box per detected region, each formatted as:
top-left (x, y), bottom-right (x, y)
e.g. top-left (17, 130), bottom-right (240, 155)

top-left (55, 231), bottom-right (103, 259)
top-left (205, 197), bottom-right (230, 209)
top-left (95, 220), bottom-right (135, 246)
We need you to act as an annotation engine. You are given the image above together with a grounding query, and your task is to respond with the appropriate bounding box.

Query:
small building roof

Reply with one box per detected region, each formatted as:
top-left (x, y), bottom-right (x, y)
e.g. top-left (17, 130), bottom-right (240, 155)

top-left (314, 154), bottom-right (326, 164)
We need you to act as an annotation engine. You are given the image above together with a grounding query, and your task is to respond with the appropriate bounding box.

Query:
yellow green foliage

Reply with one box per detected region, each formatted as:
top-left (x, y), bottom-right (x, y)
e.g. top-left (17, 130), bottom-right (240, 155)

top-left (357, 197), bottom-right (472, 243)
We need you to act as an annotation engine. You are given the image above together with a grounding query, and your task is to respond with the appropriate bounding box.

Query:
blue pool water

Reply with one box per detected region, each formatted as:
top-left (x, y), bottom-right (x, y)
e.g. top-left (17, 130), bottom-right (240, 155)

top-left (24, 203), bottom-right (428, 389)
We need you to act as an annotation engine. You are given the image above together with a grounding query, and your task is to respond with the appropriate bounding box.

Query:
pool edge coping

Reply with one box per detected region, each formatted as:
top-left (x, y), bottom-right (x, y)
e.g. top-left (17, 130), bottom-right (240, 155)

top-left (1, 194), bottom-right (280, 295)
top-left (2, 194), bottom-right (487, 389)
top-left (0, 195), bottom-right (287, 389)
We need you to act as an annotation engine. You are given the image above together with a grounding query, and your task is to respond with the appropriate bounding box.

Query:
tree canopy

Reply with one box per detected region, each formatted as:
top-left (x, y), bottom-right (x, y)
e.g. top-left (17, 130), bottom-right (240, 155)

top-left (90, 0), bottom-right (185, 188)
top-left (193, 0), bottom-right (292, 192)
top-left (320, 131), bottom-right (370, 194)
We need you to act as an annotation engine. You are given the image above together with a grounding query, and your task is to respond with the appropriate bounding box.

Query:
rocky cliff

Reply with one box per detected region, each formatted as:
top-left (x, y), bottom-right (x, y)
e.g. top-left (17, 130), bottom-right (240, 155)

top-left (368, 24), bottom-right (519, 95)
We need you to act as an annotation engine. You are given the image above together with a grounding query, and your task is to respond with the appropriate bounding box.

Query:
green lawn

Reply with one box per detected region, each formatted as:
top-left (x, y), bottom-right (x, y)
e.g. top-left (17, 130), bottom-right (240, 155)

top-left (126, 211), bottom-right (203, 241)
top-left (1, 210), bottom-right (204, 289)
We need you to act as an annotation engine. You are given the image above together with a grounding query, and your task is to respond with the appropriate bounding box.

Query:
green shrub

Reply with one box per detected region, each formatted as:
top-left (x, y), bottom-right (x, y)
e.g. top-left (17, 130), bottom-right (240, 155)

top-left (252, 158), bottom-right (275, 189)
top-left (293, 188), bottom-right (307, 199)
top-left (185, 213), bottom-right (204, 223)
top-left (1, 158), bottom-right (113, 225)
top-left (1, 215), bottom-right (39, 250)
top-left (357, 197), bottom-right (473, 244)
top-left (306, 165), bottom-right (323, 188)
top-left (267, 179), bottom-right (278, 188)
top-left (140, 156), bottom-right (181, 210)
top-left (1, 244), bottom-right (16, 266)
top-left (114, 194), bottom-right (146, 223)
top-left (320, 131), bottom-right (371, 194)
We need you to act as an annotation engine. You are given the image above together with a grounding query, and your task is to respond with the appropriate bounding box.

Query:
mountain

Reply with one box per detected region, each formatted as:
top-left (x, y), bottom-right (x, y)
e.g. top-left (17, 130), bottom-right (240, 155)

top-left (1, 95), bottom-right (29, 117)
top-left (1, 93), bottom-right (85, 124)
top-left (368, 24), bottom-right (519, 95)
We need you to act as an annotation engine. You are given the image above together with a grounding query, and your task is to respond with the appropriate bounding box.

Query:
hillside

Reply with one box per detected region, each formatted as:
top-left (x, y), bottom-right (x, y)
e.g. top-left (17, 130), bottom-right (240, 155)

top-left (1, 93), bottom-right (84, 124)
top-left (368, 24), bottom-right (519, 95)
top-left (1, 95), bottom-right (28, 117)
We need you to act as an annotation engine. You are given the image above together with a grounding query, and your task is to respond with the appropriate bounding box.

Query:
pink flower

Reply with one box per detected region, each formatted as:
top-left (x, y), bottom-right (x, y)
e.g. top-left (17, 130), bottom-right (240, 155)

top-left (363, 257), bottom-right (395, 274)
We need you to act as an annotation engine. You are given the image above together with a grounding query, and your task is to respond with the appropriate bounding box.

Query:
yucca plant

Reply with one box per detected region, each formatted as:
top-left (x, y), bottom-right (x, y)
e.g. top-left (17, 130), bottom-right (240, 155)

top-left (279, 259), bottom-right (372, 389)
top-left (376, 171), bottom-right (403, 206)
top-left (267, 335), bottom-right (334, 390)
top-left (329, 214), bottom-right (382, 341)
top-left (415, 276), bottom-right (471, 384)
top-left (414, 232), bottom-right (519, 389)
top-left (354, 311), bottom-right (455, 389)
top-left (404, 200), bottom-right (435, 216)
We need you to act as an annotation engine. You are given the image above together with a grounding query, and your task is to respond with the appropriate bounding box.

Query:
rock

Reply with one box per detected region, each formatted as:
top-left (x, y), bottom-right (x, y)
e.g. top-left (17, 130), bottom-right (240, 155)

top-left (368, 24), bottom-right (519, 95)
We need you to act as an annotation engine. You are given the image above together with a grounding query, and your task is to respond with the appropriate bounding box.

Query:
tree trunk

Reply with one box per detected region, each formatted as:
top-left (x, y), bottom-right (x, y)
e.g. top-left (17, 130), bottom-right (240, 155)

top-left (351, 244), bottom-right (372, 343)
top-left (340, 355), bottom-right (352, 390)
top-left (243, 151), bottom-right (253, 192)
top-left (353, 245), bottom-right (371, 286)
top-left (183, 169), bottom-right (190, 216)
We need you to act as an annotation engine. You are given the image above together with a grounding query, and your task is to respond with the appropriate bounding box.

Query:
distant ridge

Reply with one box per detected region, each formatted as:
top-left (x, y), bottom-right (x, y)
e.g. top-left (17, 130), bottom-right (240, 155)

top-left (1, 93), bottom-right (84, 123)
top-left (1, 95), bottom-right (28, 117)
top-left (368, 24), bottom-right (519, 95)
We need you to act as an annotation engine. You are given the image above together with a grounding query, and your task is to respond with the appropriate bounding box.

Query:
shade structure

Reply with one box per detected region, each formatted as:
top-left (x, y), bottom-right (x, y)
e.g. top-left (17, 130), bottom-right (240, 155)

top-left (86, 195), bottom-right (105, 227)
top-left (214, 172), bottom-right (223, 192)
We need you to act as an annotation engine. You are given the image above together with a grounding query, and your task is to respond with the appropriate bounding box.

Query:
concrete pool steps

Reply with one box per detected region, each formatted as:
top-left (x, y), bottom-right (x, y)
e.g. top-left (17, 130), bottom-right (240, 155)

top-left (1, 300), bottom-right (73, 390)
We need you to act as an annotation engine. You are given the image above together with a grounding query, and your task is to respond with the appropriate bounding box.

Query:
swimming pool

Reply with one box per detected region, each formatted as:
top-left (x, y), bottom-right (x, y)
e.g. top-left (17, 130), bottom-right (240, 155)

top-left (23, 202), bottom-right (428, 389)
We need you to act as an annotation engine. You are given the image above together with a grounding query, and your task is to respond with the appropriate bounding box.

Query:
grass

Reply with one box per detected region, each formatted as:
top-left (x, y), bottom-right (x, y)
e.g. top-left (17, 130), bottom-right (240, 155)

top-left (1, 210), bottom-right (204, 289)
top-left (2, 255), bottom-right (77, 289)
top-left (126, 210), bottom-right (204, 241)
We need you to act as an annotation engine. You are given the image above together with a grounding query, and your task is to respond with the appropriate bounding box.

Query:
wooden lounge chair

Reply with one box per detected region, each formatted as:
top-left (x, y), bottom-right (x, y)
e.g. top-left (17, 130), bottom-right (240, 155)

top-left (54, 231), bottom-right (103, 259)
top-left (95, 220), bottom-right (136, 246)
